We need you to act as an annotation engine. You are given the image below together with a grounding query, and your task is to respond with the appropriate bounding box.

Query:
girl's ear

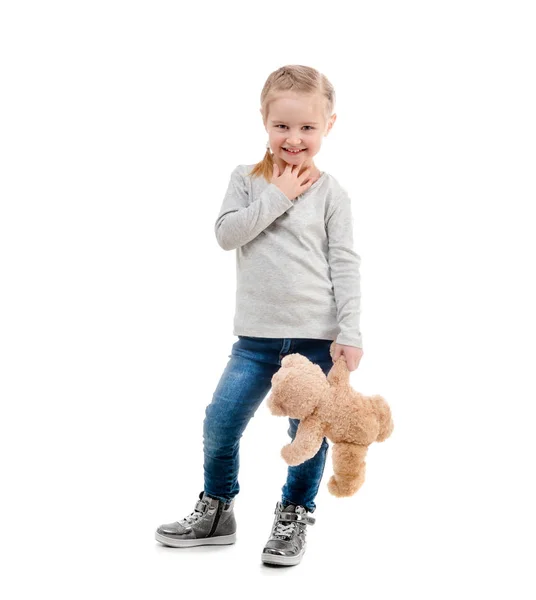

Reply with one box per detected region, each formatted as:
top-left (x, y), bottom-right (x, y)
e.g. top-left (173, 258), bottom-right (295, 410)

top-left (325, 113), bottom-right (337, 136)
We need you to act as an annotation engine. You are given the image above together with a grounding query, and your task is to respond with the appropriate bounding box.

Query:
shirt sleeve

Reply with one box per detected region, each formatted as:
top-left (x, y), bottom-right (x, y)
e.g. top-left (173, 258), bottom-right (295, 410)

top-left (215, 165), bottom-right (294, 251)
top-left (326, 189), bottom-right (363, 348)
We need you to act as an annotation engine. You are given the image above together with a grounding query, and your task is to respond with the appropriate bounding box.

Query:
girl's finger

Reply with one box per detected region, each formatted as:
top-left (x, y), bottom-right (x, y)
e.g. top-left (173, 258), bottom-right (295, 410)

top-left (297, 167), bottom-right (311, 180)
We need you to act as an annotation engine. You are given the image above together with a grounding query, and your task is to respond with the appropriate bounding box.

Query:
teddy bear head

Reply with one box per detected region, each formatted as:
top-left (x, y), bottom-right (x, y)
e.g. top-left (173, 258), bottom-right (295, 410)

top-left (267, 354), bottom-right (330, 420)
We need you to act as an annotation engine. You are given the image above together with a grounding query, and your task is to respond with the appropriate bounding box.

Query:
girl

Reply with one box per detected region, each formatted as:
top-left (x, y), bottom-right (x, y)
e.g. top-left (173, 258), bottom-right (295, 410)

top-left (156, 65), bottom-right (364, 567)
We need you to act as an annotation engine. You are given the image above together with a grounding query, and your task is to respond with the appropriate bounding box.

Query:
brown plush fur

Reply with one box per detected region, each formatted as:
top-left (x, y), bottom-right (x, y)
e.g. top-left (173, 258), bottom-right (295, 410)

top-left (267, 341), bottom-right (393, 497)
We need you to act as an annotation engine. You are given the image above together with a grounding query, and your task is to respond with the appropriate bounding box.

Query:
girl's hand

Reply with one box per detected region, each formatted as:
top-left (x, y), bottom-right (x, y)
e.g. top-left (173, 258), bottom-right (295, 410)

top-left (271, 162), bottom-right (319, 201)
top-left (330, 343), bottom-right (364, 372)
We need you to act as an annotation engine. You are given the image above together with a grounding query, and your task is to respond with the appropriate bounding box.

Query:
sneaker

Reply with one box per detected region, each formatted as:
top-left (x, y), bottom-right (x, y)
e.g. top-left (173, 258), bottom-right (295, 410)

top-left (155, 491), bottom-right (237, 547)
top-left (261, 501), bottom-right (315, 566)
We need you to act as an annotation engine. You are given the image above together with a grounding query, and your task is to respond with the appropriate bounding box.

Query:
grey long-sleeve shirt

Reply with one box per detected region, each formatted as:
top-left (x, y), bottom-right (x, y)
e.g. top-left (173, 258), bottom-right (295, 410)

top-left (214, 164), bottom-right (363, 348)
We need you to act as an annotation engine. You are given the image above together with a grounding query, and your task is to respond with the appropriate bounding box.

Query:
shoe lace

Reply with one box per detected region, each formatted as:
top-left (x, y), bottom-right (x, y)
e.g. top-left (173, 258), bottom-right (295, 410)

top-left (273, 506), bottom-right (306, 539)
top-left (179, 502), bottom-right (206, 525)
top-left (274, 522), bottom-right (297, 539)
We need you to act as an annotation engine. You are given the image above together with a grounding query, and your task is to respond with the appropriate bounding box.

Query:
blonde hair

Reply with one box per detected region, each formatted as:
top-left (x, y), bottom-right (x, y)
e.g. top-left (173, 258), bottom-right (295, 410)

top-left (248, 65), bottom-right (336, 183)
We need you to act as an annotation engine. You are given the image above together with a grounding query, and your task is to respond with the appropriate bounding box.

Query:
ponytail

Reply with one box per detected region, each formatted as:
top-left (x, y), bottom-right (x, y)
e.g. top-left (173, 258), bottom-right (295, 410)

top-left (248, 146), bottom-right (275, 183)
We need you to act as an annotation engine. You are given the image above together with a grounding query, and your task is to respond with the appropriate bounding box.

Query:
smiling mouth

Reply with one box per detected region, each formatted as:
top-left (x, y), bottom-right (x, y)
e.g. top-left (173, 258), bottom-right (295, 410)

top-left (283, 148), bottom-right (306, 154)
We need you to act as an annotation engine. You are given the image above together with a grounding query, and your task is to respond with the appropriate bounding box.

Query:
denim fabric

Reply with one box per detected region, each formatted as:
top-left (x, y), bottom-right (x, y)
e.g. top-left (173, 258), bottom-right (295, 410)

top-left (202, 336), bottom-right (333, 513)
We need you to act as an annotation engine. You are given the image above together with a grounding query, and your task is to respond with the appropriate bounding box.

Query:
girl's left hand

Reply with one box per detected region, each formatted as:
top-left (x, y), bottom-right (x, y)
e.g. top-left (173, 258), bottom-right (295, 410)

top-left (331, 343), bottom-right (364, 371)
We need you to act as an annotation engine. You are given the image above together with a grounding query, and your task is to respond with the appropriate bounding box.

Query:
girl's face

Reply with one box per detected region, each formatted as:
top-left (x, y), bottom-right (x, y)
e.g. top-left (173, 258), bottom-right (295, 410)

top-left (262, 92), bottom-right (336, 175)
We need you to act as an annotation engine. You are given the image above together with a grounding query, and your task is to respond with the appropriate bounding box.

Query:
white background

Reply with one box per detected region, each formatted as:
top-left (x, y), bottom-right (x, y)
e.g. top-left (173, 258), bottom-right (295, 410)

top-left (1, 0), bottom-right (535, 597)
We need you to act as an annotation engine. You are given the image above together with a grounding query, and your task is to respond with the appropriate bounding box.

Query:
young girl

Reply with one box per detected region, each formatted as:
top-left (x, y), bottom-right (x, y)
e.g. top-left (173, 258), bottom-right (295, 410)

top-left (156, 65), bottom-right (364, 567)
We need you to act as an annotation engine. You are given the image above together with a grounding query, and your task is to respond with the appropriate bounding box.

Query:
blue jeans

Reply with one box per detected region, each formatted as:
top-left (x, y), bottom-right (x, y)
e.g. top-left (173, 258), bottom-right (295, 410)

top-left (202, 336), bottom-right (334, 513)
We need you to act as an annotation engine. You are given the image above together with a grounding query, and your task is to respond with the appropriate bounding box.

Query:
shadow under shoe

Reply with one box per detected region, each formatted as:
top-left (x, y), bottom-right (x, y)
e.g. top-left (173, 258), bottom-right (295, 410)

top-left (261, 502), bottom-right (315, 566)
top-left (155, 491), bottom-right (237, 547)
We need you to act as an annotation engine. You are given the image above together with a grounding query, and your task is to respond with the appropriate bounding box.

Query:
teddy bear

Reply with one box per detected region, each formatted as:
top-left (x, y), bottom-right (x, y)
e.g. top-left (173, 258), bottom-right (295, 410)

top-left (266, 341), bottom-right (393, 497)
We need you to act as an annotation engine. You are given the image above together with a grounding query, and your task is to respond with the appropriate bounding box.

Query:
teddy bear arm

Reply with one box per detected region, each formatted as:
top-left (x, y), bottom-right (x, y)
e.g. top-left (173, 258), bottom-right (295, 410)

top-left (281, 417), bottom-right (325, 465)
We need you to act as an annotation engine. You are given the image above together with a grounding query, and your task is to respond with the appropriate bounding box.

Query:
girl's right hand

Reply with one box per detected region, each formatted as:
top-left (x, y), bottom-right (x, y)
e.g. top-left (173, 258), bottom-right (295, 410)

top-left (271, 162), bottom-right (319, 201)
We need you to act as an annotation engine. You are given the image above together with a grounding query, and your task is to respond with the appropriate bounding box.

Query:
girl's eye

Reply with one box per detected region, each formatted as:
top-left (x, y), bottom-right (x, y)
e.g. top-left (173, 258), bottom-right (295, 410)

top-left (276, 125), bottom-right (314, 130)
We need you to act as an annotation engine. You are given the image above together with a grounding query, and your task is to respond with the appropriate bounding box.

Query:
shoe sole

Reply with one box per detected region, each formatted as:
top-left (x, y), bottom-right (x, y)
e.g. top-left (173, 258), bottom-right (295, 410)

top-left (261, 544), bottom-right (306, 566)
top-left (155, 531), bottom-right (237, 548)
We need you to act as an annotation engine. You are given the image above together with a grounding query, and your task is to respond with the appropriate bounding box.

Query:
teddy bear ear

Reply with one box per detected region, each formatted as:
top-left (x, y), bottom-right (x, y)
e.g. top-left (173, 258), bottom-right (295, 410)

top-left (281, 353), bottom-right (311, 368)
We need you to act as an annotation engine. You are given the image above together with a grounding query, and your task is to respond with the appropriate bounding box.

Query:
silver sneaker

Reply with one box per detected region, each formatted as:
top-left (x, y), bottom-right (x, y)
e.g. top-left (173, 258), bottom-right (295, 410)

top-left (155, 491), bottom-right (237, 547)
top-left (261, 502), bottom-right (316, 566)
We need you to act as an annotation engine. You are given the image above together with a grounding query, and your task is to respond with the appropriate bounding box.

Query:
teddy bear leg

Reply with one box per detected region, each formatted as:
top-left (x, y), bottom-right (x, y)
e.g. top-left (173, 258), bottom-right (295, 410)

top-left (327, 442), bottom-right (368, 497)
